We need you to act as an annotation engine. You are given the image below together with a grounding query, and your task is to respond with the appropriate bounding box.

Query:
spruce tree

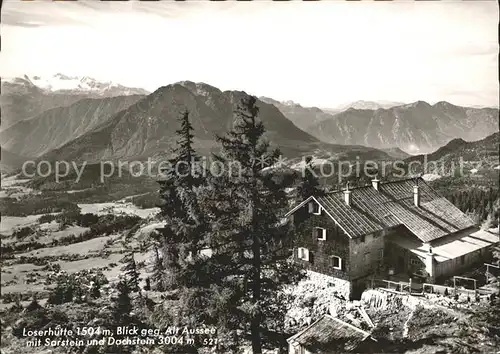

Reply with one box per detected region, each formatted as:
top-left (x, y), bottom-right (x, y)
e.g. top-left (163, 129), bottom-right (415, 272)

top-left (297, 156), bottom-right (325, 201)
top-left (112, 278), bottom-right (132, 324)
top-left (25, 294), bottom-right (42, 312)
top-left (199, 96), bottom-right (305, 352)
top-left (151, 244), bottom-right (166, 291)
top-left (157, 110), bottom-right (207, 290)
top-left (47, 283), bottom-right (65, 305)
top-left (120, 252), bottom-right (140, 293)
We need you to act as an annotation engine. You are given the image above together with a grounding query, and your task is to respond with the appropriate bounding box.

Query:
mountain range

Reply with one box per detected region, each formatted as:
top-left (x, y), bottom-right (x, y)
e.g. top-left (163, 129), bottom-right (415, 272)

top-left (332, 100), bottom-right (406, 111)
top-left (37, 81), bottom-right (390, 164)
top-left (268, 100), bottom-right (498, 154)
top-left (0, 74), bottom-right (149, 130)
top-left (259, 98), bottom-right (498, 154)
top-left (404, 132), bottom-right (500, 173)
top-left (26, 73), bottom-right (150, 96)
top-left (259, 97), bottom-right (333, 132)
top-left (0, 95), bottom-right (145, 158)
top-left (1, 74), bottom-right (498, 175)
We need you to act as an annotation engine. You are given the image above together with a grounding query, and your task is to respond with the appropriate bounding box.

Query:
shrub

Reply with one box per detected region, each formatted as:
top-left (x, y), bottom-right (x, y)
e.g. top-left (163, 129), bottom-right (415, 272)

top-left (47, 270), bottom-right (109, 305)
top-left (130, 192), bottom-right (163, 209)
top-left (1, 240), bottom-right (45, 255)
top-left (38, 214), bottom-right (57, 224)
top-left (13, 226), bottom-right (35, 240)
top-left (0, 195), bottom-right (80, 217)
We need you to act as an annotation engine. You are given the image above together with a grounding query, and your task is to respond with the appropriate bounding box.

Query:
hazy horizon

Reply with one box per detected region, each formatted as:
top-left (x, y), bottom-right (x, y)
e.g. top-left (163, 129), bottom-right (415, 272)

top-left (0, 0), bottom-right (498, 108)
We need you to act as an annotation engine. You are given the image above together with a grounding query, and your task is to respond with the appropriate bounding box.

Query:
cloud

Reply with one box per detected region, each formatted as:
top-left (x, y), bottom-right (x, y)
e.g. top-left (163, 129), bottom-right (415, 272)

top-left (0, 1), bottom-right (236, 28)
top-left (1, 3), bottom-right (92, 27)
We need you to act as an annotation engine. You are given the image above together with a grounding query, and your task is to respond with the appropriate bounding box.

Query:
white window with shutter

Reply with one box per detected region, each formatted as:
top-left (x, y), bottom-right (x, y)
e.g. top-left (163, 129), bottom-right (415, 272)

top-left (297, 247), bottom-right (310, 262)
top-left (303, 248), bottom-right (310, 262)
top-left (331, 255), bottom-right (342, 270)
top-left (315, 227), bottom-right (327, 241)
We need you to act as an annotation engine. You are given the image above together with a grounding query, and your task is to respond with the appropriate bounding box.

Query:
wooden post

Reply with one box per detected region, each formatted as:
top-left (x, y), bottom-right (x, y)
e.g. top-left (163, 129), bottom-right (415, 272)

top-left (409, 278), bottom-right (412, 295)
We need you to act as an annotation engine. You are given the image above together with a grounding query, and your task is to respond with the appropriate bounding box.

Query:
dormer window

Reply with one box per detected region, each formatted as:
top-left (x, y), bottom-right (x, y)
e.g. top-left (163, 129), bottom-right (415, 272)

top-left (308, 201), bottom-right (321, 215)
top-left (315, 227), bottom-right (327, 241)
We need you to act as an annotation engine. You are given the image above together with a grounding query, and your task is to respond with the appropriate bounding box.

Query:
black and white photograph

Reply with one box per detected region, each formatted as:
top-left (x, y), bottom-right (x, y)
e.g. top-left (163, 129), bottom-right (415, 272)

top-left (0, 1), bottom-right (499, 353)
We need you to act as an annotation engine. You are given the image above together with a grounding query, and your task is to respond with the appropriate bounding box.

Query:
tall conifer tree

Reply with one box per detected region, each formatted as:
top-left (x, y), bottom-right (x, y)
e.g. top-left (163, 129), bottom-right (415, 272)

top-left (120, 252), bottom-right (140, 293)
top-left (198, 96), bottom-right (304, 352)
top-left (157, 110), bottom-right (206, 289)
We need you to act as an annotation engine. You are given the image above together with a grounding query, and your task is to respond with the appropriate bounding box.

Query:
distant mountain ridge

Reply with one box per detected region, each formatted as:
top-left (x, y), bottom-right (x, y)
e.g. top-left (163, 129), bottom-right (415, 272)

top-left (258, 98), bottom-right (407, 132)
top-left (259, 97), bottom-right (497, 154)
top-left (404, 131), bottom-right (500, 173)
top-left (334, 100), bottom-right (406, 111)
top-left (306, 101), bottom-right (498, 154)
top-left (4, 75), bottom-right (494, 170)
top-left (0, 75), bottom-right (149, 130)
top-left (259, 96), bottom-right (333, 132)
top-left (39, 81), bottom-right (392, 164)
top-left (5, 74), bottom-right (149, 97)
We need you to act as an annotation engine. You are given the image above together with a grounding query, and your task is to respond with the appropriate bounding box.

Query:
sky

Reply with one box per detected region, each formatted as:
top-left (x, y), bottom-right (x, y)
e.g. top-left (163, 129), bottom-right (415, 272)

top-left (0, 0), bottom-right (498, 108)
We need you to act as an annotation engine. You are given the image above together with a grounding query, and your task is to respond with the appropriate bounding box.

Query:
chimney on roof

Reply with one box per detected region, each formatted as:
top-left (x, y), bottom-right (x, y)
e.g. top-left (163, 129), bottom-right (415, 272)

top-left (372, 177), bottom-right (380, 191)
top-left (424, 243), bottom-right (435, 281)
top-left (344, 182), bottom-right (351, 206)
top-left (413, 182), bottom-right (420, 207)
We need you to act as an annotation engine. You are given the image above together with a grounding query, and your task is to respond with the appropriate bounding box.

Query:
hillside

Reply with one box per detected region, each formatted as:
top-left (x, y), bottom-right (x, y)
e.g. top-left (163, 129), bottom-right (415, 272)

top-left (0, 95), bottom-right (145, 157)
top-left (380, 147), bottom-right (411, 160)
top-left (39, 81), bottom-right (392, 164)
top-left (405, 131), bottom-right (499, 171)
top-left (305, 101), bottom-right (498, 153)
top-left (403, 132), bottom-right (499, 194)
top-left (0, 148), bottom-right (29, 174)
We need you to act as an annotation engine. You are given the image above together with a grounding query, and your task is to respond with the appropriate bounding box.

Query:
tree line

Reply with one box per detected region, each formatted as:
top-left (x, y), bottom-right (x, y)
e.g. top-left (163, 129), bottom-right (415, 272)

top-left (445, 187), bottom-right (499, 226)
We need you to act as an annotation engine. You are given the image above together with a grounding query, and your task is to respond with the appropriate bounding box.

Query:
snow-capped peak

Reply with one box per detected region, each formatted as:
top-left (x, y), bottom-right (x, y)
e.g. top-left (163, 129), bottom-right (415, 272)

top-left (4, 74), bottom-right (149, 97)
top-left (30, 74), bottom-right (115, 93)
